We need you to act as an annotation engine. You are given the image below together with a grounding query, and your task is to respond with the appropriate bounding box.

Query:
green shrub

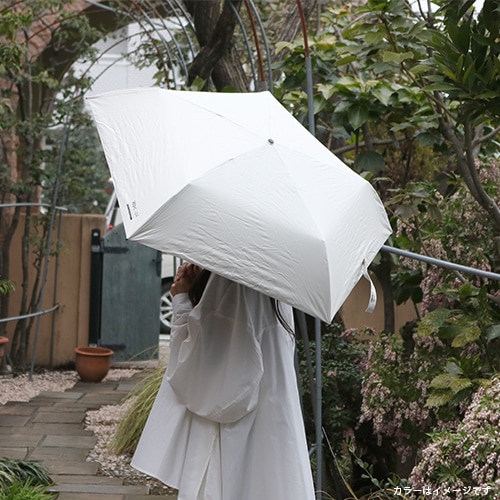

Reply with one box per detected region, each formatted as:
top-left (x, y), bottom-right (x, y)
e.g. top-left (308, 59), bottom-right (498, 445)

top-left (298, 322), bottom-right (368, 453)
top-left (297, 321), bottom-right (370, 496)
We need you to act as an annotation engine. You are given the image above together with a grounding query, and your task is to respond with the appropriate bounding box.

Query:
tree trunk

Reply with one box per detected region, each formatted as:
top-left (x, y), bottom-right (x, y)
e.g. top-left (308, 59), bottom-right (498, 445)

top-left (271, 0), bottom-right (318, 59)
top-left (184, 0), bottom-right (248, 91)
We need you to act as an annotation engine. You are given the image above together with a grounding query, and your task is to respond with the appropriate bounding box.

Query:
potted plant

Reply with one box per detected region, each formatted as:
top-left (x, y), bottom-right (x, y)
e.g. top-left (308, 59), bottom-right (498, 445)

top-left (74, 346), bottom-right (114, 383)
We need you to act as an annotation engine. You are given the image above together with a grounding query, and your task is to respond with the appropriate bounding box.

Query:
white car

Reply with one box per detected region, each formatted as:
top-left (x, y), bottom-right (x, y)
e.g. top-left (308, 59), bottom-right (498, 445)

top-left (158, 254), bottom-right (180, 333)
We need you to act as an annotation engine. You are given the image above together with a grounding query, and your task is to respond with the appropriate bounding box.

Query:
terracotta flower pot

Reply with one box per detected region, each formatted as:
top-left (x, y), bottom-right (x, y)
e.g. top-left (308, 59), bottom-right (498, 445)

top-left (0, 336), bottom-right (8, 359)
top-left (74, 346), bottom-right (114, 383)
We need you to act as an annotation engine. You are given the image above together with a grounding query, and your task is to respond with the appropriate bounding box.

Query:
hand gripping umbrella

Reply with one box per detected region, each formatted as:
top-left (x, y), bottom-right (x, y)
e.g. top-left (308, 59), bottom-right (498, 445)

top-left (88, 88), bottom-right (391, 323)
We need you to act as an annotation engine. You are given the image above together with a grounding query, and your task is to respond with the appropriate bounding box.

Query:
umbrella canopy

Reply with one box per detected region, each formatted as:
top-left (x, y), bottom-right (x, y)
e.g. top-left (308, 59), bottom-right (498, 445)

top-left (88, 88), bottom-right (391, 323)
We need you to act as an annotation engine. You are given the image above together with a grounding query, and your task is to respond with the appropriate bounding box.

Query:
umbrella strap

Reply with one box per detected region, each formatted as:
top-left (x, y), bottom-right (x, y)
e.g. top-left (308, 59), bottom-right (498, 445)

top-left (363, 261), bottom-right (377, 313)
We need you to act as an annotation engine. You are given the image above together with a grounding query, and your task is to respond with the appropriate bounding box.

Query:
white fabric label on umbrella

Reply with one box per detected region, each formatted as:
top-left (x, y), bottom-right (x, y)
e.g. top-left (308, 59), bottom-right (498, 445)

top-left (363, 261), bottom-right (377, 313)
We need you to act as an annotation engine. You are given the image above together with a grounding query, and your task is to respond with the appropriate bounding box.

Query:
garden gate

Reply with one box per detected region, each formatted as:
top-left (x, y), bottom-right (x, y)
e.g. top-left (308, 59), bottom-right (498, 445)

top-left (92, 223), bottom-right (162, 362)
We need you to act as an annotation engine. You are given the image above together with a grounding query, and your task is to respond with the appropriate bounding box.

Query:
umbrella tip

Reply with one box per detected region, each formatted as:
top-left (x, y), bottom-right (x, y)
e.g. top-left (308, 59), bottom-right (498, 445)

top-left (268, 138), bottom-right (274, 144)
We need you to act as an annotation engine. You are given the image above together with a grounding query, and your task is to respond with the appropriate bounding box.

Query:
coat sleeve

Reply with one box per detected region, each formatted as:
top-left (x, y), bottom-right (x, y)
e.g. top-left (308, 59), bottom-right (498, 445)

top-left (166, 279), bottom-right (264, 424)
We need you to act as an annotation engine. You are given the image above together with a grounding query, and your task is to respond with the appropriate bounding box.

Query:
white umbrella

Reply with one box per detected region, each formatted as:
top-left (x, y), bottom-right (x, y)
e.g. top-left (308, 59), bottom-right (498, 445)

top-left (88, 88), bottom-right (391, 323)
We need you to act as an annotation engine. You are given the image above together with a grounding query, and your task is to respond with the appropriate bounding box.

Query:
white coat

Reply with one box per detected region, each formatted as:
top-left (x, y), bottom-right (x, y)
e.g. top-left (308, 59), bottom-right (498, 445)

top-left (131, 273), bottom-right (315, 500)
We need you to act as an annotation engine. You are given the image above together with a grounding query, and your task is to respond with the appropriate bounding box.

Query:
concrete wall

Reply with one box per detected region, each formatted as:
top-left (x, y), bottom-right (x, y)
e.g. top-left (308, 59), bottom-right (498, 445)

top-left (6, 213), bottom-right (106, 367)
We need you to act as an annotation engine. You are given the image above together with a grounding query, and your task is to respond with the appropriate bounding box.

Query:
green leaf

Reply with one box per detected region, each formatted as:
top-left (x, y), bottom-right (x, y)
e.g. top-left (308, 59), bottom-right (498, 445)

top-left (416, 131), bottom-right (441, 146)
top-left (462, 59), bottom-right (477, 90)
top-left (426, 391), bottom-right (452, 408)
top-left (353, 150), bottom-right (385, 173)
top-left (426, 203), bottom-right (442, 221)
top-left (438, 324), bottom-right (465, 340)
top-left (455, 54), bottom-right (465, 78)
top-left (336, 75), bottom-right (359, 90)
top-left (364, 31), bottom-right (385, 44)
top-left (445, 361), bottom-right (463, 375)
top-left (275, 41), bottom-right (294, 54)
top-left (410, 64), bottom-right (432, 76)
top-left (417, 308), bottom-right (452, 337)
top-left (317, 83), bottom-right (335, 100)
top-left (382, 51), bottom-right (413, 64)
top-left (448, 17), bottom-right (471, 55)
top-left (371, 85), bottom-right (394, 106)
top-left (430, 373), bottom-right (458, 389)
top-left (312, 94), bottom-right (326, 114)
top-left (477, 90), bottom-right (500, 99)
top-left (394, 202), bottom-right (419, 219)
top-left (450, 377), bottom-right (472, 394)
top-left (347, 102), bottom-right (369, 130)
top-left (451, 325), bottom-right (481, 348)
top-left (371, 61), bottom-right (393, 74)
top-left (485, 324), bottom-right (500, 341)
top-left (334, 55), bottom-right (358, 67)
top-left (423, 83), bottom-right (462, 92)
top-left (188, 76), bottom-right (206, 92)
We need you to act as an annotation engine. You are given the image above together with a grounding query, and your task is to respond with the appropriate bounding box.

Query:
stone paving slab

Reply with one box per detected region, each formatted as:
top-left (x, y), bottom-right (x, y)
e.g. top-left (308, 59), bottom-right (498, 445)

top-left (117, 380), bottom-right (142, 392)
top-left (29, 445), bottom-right (90, 462)
top-left (38, 391), bottom-right (84, 400)
top-left (50, 474), bottom-right (124, 485)
top-left (51, 482), bottom-right (149, 495)
top-left (0, 433), bottom-right (43, 447)
top-left (0, 446), bottom-right (27, 460)
top-left (79, 394), bottom-right (128, 405)
top-left (127, 496), bottom-right (177, 500)
top-left (71, 382), bottom-right (124, 393)
top-left (29, 422), bottom-right (94, 435)
top-left (33, 410), bottom-right (85, 424)
top-left (45, 460), bottom-right (99, 476)
top-left (56, 493), bottom-right (124, 500)
top-left (57, 402), bottom-right (107, 411)
top-left (0, 414), bottom-right (31, 426)
top-left (0, 404), bottom-right (37, 415)
top-left (37, 405), bottom-right (88, 412)
top-left (4, 400), bottom-right (51, 408)
top-left (41, 434), bottom-right (97, 448)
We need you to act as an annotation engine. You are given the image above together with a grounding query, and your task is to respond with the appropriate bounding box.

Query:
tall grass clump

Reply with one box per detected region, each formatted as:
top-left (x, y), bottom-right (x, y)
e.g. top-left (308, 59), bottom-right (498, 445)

top-left (0, 480), bottom-right (56, 500)
top-left (109, 365), bottom-right (165, 455)
top-left (0, 458), bottom-right (53, 489)
top-left (0, 458), bottom-right (54, 499)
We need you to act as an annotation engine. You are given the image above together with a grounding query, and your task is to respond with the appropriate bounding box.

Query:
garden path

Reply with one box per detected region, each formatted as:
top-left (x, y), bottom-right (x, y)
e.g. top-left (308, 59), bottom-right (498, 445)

top-left (0, 371), bottom-right (176, 499)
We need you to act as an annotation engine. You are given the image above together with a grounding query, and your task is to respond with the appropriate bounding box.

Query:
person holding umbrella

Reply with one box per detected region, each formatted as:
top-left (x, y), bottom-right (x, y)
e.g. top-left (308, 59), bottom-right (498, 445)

top-left (131, 262), bottom-right (316, 500)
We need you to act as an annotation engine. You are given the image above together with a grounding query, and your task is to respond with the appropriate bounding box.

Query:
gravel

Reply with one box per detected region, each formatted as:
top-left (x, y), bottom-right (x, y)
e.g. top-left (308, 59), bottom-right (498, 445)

top-left (0, 366), bottom-right (176, 496)
top-left (0, 370), bottom-right (79, 405)
top-left (85, 395), bottom-right (177, 495)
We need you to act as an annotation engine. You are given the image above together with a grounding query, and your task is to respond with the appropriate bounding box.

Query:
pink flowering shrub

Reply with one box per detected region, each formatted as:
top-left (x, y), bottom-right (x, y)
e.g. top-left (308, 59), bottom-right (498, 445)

top-left (340, 161), bottom-right (500, 491)
top-left (359, 329), bottom-right (452, 464)
top-left (360, 281), bottom-right (500, 468)
top-left (392, 159), bottom-right (500, 316)
top-left (409, 375), bottom-right (500, 499)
